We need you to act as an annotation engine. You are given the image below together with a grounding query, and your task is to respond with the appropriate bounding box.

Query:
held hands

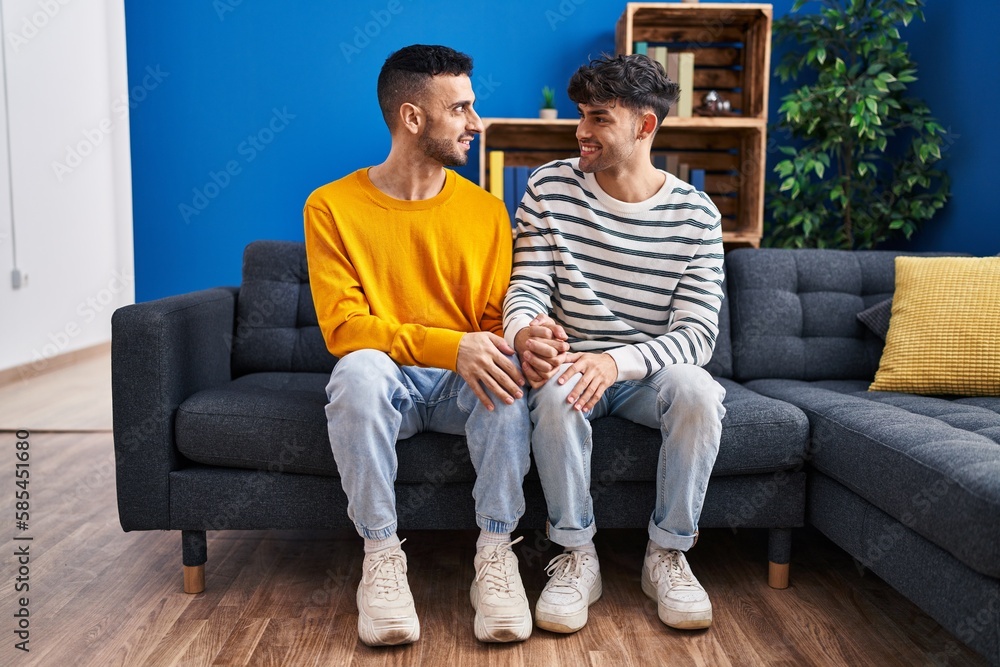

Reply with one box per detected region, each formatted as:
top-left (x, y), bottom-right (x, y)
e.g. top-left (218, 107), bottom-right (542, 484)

top-left (559, 352), bottom-right (618, 412)
top-left (456, 332), bottom-right (525, 411)
top-left (513, 314), bottom-right (570, 389)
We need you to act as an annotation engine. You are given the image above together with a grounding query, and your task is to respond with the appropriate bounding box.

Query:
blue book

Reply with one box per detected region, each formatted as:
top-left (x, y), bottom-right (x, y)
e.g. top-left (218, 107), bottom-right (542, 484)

top-left (634, 41), bottom-right (648, 56)
top-left (690, 169), bottom-right (705, 191)
top-left (503, 166), bottom-right (517, 226)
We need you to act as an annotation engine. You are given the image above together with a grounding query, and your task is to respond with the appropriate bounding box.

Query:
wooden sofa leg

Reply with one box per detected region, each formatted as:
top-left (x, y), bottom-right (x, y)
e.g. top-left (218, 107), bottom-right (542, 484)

top-left (184, 565), bottom-right (205, 594)
top-left (768, 562), bottom-right (790, 589)
top-left (767, 527), bottom-right (792, 589)
top-left (182, 530), bottom-right (207, 594)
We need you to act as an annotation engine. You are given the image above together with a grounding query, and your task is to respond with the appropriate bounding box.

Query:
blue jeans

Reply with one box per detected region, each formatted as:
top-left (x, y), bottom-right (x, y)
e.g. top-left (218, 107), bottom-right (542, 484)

top-left (325, 349), bottom-right (532, 540)
top-left (528, 363), bottom-right (726, 551)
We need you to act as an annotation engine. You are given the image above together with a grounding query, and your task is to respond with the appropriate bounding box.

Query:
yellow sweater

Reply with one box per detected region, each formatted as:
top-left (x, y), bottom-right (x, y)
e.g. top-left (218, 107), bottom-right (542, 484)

top-left (304, 168), bottom-right (512, 371)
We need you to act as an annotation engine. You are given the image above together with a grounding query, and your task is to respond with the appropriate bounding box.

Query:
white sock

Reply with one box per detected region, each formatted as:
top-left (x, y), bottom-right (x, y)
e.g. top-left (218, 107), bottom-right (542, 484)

top-left (364, 533), bottom-right (400, 554)
top-left (647, 539), bottom-right (679, 556)
top-left (477, 530), bottom-right (510, 550)
top-left (568, 540), bottom-right (597, 557)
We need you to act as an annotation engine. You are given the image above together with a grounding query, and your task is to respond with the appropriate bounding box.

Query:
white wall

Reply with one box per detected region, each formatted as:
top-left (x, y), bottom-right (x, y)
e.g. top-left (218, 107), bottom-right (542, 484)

top-left (0, 0), bottom-right (134, 375)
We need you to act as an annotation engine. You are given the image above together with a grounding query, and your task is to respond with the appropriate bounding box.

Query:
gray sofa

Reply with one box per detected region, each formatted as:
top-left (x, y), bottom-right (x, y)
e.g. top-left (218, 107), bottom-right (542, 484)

top-left (725, 249), bottom-right (1000, 665)
top-left (112, 242), bottom-right (999, 664)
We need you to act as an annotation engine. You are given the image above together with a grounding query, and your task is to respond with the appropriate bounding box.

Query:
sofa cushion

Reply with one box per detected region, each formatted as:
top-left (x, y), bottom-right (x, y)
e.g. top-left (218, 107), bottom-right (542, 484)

top-left (176, 373), bottom-right (808, 483)
top-left (954, 396), bottom-right (1000, 415)
top-left (870, 256), bottom-right (1000, 396)
top-left (231, 241), bottom-right (337, 377)
top-left (856, 298), bottom-right (892, 340)
top-left (590, 378), bottom-right (809, 480)
top-left (726, 249), bottom-right (915, 382)
top-left (746, 378), bottom-right (1000, 578)
top-left (176, 372), bottom-right (337, 476)
top-left (175, 372), bottom-right (470, 483)
top-left (702, 277), bottom-right (732, 379)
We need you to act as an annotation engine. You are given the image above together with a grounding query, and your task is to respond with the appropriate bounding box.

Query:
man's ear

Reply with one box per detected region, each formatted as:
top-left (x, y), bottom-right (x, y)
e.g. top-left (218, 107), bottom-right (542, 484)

top-left (636, 111), bottom-right (656, 141)
top-left (637, 111), bottom-right (658, 140)
top-left (399, 102), bottom-right (423, 135)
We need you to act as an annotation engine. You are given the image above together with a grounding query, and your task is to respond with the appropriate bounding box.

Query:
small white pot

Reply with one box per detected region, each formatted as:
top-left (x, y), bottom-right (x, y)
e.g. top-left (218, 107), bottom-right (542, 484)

top-left (539, 108), bottom-right (558, 120)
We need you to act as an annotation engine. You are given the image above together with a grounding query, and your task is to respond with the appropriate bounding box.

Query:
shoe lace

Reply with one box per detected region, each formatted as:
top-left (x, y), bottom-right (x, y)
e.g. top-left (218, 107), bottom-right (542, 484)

top-left (544, 551), bottom-right (585, 588)
top-left (475, 536), bottom-right (523, 596)
top-left (365, 538), bottom-right (408, 599)
top-left (656, 549), bottom-right (700, 592)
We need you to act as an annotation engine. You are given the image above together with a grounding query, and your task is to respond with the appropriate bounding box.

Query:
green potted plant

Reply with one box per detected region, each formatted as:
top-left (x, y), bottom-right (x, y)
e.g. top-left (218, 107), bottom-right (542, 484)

top-left (765, 0), bottom-right (950, 249)
top-left (540, 86), bottom-right (557, 119)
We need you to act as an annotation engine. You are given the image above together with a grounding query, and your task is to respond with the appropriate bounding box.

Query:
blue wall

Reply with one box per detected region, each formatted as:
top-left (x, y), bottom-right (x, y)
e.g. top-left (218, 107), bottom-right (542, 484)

top-left (126, 0), bottom-right (999, 301)
top-left (895, 1), bottom-right (1000, 253)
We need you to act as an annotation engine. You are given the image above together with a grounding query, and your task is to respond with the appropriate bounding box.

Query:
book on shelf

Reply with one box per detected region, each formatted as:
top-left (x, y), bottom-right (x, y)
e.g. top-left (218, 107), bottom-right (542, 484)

top-left (513, 166), bottom-right (532, 226)
top-left (503, 166), bottom-right (517, 225)
top-left (666, 154), bottom-right (680, 176)
top-left (649, 45), bottom-right (668, 77)
top-left (652, 152), bottom-right (688, 181)
top-left (633, 41), bottom-right (648, 56)
top-left (665, 53), bottom-right (679, 116)
top-left (496, 164), bottom-right (532, 228)
top-left (655, 51), bottom-right (694, 118)
top-left (676, 52), bottom-right (695, 118)
top-left (488, 151), bottom-right (504, 200)
top-left (689, 168), bottom-right (705, 191)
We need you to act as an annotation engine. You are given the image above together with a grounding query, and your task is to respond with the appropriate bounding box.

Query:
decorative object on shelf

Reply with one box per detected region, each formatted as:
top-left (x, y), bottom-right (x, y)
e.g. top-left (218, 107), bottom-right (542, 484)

top-left (539, 86), bottom-right (557, 119)
top-left (765, 0), bottom-right (950, 250)
top-left (695, 90), bottom-right (734, 116)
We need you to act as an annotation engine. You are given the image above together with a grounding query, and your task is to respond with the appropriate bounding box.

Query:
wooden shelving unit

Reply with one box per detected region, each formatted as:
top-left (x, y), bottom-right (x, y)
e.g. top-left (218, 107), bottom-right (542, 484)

top-left (480, 1), bottom-right (772, 248)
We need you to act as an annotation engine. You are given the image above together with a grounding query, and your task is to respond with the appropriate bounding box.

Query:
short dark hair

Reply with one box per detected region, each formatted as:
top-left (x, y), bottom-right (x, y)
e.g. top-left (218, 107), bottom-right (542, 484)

top-left (568, 53), bottom-right (680, 127)
top-left (377, 45), bottom-right (474, 129)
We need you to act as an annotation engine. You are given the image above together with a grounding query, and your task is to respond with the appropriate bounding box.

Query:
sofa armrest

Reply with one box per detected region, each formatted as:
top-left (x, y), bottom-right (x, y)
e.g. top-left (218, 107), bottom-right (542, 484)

top-left (112, 287), bottom-right (238, 531)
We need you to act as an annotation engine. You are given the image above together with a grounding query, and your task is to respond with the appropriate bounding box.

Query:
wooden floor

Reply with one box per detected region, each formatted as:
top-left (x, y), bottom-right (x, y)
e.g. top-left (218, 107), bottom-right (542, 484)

top-left (0, 347), bottom-right (112, 431)
top-left (0, 430), bottom-right (986, 667)
top-left (0, 351), bottom-right (988, 666)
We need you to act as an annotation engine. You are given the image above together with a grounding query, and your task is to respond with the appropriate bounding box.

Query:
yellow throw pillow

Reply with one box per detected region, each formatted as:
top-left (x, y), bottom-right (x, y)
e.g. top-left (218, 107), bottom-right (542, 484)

top-left (870, 256), bottom-right (1000, 396)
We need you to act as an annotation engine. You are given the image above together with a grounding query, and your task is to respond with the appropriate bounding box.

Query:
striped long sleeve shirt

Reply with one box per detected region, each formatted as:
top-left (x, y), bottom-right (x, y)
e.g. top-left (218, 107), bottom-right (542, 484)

top-left (502, 158), bottom-right (725, 382)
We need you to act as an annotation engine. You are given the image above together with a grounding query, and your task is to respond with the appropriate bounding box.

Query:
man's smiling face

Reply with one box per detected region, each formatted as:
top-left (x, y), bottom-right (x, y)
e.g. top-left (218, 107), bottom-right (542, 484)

top-left (575, 100), bottom-right (641, 174)
top-left (417, 74), bottom-right (483, 167)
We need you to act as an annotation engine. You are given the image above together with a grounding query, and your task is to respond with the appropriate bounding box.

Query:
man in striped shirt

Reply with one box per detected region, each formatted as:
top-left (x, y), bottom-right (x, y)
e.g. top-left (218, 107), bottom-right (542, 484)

top-left (502, 54), bottom-right (727, 635)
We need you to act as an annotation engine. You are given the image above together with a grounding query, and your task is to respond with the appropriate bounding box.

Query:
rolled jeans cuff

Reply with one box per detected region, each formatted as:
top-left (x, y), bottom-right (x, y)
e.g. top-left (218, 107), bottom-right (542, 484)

top-left (547, 520), bottom-right (597, 548)
top-left (648, 522), bottom-right (697, 551)
top-left (476, 514), bottom-right (519, 535)
top-left (357, 521), bottom-right (397, 541)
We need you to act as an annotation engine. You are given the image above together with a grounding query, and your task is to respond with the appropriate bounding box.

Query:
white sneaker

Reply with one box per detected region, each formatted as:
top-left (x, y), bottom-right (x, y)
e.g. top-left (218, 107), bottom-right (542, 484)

top-left (641, 542), bottom-right (712, 629)
top-left (357, 541), bottom-right (420, 646)
top-left (470, 536), bottom-right (532, 642)
top-left (535, 550), bottom-right (602, 633)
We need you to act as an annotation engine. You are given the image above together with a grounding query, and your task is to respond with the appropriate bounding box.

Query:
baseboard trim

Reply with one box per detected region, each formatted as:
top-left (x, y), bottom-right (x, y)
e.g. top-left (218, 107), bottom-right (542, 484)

top-left (0, 341), bottom-right (112, 387)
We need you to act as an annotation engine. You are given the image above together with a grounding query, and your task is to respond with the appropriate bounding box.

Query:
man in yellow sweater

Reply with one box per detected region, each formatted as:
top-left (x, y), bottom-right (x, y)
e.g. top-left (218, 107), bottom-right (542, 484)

top-left (304, 45), bottom-right (538, 647)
